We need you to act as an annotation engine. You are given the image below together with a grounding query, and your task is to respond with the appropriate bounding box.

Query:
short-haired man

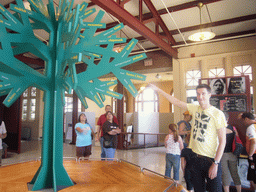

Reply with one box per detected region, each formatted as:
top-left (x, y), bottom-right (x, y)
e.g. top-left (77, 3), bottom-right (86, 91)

top-left (96, 105), bottom-right (118, 159)
top-left (240, 112), bottom-right (256, 191)
top-left (151, 84), bottom-right (226, 192)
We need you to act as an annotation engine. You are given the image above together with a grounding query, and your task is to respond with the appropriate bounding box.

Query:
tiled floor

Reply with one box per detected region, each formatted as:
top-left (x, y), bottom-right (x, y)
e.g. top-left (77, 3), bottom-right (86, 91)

top-left (2, 140), bottom-right (185, 184)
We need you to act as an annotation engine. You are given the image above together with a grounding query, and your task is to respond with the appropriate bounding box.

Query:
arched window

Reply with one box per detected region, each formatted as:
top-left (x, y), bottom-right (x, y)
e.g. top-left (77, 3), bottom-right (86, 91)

top-left (135, 87), bottom-right (158, 112)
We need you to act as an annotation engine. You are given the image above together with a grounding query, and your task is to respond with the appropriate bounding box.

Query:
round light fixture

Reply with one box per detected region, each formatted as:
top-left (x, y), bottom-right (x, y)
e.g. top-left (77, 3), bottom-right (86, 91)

top-left (155, 74), bottom-right (161, 79)
top-left (188, 31), bottom-right (216, 42)
top-left (188, 2), bottom-right (216, 42)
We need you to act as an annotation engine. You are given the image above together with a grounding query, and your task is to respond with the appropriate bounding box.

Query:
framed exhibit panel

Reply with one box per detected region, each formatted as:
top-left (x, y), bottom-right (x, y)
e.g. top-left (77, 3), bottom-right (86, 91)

top-left (227, 76), bottom-right (246, 94)
top-left (200, 75), bottom-right (251, 113)
top-left (209, 78), bottom-right (227, 95)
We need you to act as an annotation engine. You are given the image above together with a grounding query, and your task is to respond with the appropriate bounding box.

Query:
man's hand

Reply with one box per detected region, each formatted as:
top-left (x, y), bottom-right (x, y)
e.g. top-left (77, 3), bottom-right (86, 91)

top-left (248, 156), bottom-right (255, 168)
top-left (208, 163), bottom-right (218, 179)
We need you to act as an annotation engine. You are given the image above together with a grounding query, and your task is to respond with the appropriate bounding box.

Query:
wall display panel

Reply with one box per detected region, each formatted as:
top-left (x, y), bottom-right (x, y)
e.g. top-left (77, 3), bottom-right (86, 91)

top-left (210, 95), bottom-right (247, 112)
top-left (200, 75), bottom-right (251, 112)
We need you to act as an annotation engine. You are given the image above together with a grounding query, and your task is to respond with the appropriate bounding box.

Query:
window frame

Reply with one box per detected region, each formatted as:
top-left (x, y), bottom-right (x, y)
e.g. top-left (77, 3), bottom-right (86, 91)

top-left (135, 87), bottom-right (159, 112)
top-left (21, 87), bottom-right (39, 121)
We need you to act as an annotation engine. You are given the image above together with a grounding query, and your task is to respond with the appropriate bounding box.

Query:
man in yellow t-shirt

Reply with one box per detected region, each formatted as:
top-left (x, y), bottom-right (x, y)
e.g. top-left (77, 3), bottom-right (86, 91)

top-left (151, 83), bottom-right (226, 192)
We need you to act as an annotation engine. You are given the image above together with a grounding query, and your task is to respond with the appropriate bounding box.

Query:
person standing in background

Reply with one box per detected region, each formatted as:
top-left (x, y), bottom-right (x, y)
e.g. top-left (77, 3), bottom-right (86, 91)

top-left (0, 119), bottom-right (7, 166)
top-left (102, 111), bottom-right (121, 160)
top-left (181, 135), bottom-right (195, 192)
top-left (177, 111), bottom-right (192, 148)
top-left (221, 113), bottom-right (241, 192)
top-left (164, 123), bottom-right (183, 182)
top-left (96, 105), bottom-right (118, 160)
top-left (240, 112), bottom-right (256, 191)
top-left (75, 113), bottom-right (94, 160)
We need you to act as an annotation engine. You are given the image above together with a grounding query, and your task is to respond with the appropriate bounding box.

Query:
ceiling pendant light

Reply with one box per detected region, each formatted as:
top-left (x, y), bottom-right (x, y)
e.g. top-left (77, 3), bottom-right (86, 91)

top-left (155, 73), bottom-right (161, 79)
top-left (188, 2), bottom-right (215, 42)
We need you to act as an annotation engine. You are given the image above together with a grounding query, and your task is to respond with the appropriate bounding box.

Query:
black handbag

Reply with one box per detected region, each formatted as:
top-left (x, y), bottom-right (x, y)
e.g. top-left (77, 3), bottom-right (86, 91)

top-left (232, 136), bottom-right (244, 156)
top-left (232, 126), bottom-right (244, 156)
top-left (103, 138), bottom-right (114, 148)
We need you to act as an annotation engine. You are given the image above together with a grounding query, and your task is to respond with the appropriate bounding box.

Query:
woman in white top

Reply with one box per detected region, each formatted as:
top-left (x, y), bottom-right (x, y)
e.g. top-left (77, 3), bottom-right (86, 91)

top-left (164, 123), bottom-right (184, 182)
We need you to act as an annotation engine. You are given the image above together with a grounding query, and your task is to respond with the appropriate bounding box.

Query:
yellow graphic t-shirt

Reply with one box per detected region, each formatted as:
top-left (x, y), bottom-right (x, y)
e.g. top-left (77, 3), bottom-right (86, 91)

top-left (187, 104), bottom-right (227, 158)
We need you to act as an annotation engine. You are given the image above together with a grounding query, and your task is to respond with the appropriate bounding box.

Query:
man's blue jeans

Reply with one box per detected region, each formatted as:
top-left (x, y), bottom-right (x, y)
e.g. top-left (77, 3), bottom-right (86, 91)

top-left (165, 153), bottom-right (180, 180)
top-left (103, 147), bottom-right (116, 160)
top-left (100, 137), bottom-right (106, 159)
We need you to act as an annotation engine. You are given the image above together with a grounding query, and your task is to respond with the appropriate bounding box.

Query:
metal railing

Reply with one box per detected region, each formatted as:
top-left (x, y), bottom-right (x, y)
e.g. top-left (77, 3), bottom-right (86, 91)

top-left (119, 132), bottom-right (167, 150)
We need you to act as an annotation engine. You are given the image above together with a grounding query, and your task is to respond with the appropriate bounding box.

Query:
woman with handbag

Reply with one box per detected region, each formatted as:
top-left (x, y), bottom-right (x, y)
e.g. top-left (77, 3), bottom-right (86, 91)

top-left (102, 111), bottom-right (121, 160)
top-left (221, 113), bottom-right (241, 192)
top-left (75, 113), bottom-right (95, 160)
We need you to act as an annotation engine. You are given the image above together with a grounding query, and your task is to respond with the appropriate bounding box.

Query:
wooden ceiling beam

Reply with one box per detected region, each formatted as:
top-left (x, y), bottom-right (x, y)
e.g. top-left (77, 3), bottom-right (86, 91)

top-left (4, 1), bottom-right (16, 9)
top-left (143, 0), bottom-right (176, 45)
top-left (170, 14), bottom-right (256, 35)
top-left (91, 0), bottom-right (178, 58)
top-left (97, 0), bottom-right (221, 32)
top-left (124, 14), bottom-right (256, 42)
top-left (142, 0), bottom-right (222, 20)
top-left (131, 30), bottom-right (256, 50)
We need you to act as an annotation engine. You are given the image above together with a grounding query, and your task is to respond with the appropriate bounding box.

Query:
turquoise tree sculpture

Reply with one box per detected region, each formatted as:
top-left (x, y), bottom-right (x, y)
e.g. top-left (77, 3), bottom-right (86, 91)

top-left (0, 0), bottom-right (146, 191)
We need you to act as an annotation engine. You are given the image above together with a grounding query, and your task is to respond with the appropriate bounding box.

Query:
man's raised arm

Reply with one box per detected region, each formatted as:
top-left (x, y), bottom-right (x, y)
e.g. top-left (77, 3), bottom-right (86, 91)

top-left (150, 84), bottom-right (188, 109)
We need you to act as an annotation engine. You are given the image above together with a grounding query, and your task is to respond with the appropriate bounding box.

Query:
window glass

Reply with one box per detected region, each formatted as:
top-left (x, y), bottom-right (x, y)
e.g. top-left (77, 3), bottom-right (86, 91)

top-left (31, 87), bottom-right (37, 96)
top-left (22, 99), bottom-right (28, 120)
top-left (143, 89), bottom-right (154, 100)
top-left (234, 65), bottom-right (252, 81)
top-left (186, 89), bottom-right (198, 104)
top-left (21, 87), bottom-right (37, 121)
top-left (78, 100), bottom-right (82, 112)
top-left (143, 102), bottom-right (154, 112)
top-left (65, 97), bottom-right (73, 112)
top-left (137, 102), bottom-right (142, 112)
top-left (23, 89), bottom-right (28, 97)
top-left (186, 70), bottom-right (201, 86)
top-left (30, 99), bottom-right (36, 120)
top-left (209, 68), bottom-right (225, 78)
top-left (112, 94), bottom-right (126, 113)
top-left (135, 87), bottom-right (158, 112)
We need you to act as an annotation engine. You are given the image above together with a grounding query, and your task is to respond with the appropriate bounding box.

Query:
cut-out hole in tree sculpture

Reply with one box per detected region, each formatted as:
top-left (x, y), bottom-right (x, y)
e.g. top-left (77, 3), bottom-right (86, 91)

top-left (0, 0), bottom-right (147, 191)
